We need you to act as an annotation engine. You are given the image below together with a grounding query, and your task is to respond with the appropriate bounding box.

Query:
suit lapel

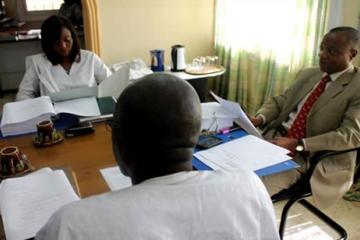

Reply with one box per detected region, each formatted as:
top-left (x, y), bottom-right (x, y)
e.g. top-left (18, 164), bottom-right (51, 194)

top-left (310, 72), bottom-right (353, 115)
top-left (270, 72), bottom-right (321, 127)
top-left (287, 73), bottom-right (321, 112)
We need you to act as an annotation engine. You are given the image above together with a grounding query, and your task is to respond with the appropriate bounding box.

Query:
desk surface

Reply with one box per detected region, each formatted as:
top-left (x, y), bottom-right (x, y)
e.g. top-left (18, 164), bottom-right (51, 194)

top-left (1, 123), bottom-right (297, 199)
top-left (0, 123), bottom-right (116, 198)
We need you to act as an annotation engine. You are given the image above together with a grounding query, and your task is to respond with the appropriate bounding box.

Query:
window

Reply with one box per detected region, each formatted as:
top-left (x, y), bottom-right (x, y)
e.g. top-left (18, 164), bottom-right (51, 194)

top-left (10, 0), bottom-right (63, 22)
top-left (25, 0), bottom-right (62, 11)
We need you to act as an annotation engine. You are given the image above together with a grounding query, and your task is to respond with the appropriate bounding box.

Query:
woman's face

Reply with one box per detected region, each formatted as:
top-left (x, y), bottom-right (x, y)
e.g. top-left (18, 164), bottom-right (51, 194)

top-left (52, 27), bottom-right (73, 58)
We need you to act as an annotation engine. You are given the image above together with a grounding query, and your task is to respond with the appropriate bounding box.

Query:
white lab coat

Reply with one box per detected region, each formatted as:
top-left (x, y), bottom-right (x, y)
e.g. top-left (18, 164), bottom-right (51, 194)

top-left (36, 169), bottom-right (279, 240)
top-left (16, 50), bottom-right (111, 101)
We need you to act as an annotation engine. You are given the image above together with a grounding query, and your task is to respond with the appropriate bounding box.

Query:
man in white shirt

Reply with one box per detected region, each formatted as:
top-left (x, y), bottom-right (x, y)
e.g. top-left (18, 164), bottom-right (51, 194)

top-left (36, 73), bottom-right (279, 240)
top-left (251, 26), bottom-right (360, 208)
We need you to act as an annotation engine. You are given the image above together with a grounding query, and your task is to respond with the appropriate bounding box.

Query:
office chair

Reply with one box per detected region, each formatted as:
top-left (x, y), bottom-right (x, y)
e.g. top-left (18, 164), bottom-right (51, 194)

top-left (272, 149), bottom-right (359, 240)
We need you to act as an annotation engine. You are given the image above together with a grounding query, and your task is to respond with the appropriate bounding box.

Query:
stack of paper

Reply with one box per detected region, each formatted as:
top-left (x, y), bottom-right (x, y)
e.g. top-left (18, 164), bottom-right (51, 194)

top-left (0, 96), bottom-right (56, 137)
top-left (194, 135), bottom-right (291, 172)
top-left (0, 168), bottom-right (80, 240)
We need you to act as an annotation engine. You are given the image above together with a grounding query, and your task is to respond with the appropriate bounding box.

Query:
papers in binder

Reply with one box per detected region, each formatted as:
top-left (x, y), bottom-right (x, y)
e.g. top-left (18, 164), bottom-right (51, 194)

top-left (0, 96), bottom-right (116, 136)
top-left (210, 91), bottom-right (262, 138)
top-left (0, 169), bottom-right (80, 240)
top-left (194, 135), bottom-right (291, 171)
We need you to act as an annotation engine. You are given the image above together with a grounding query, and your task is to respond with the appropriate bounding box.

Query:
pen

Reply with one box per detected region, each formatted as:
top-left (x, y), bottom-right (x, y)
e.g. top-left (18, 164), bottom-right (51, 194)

top-left (219, 126), bottom-right (241, 134)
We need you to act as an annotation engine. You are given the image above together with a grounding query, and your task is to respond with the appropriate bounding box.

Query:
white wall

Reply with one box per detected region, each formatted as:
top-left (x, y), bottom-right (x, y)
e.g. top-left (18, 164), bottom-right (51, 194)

top-left (341, 0), bottom-right (360, 66)
top-left (97, 0), bottom-right (215, 66)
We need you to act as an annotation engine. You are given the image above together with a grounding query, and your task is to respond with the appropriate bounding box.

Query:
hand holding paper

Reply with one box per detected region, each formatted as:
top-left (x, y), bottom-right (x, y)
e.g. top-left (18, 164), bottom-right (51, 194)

top-left (210, 91), bottom-right (263, 138)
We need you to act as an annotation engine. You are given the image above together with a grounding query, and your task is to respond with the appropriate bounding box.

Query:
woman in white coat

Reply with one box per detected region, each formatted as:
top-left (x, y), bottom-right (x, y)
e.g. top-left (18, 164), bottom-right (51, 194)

top-left (16, 15), bottom-right (111, 101)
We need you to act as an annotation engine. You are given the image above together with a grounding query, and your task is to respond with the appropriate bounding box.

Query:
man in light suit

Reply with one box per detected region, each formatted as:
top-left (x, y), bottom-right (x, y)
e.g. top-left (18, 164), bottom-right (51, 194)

top-left (251, 26), bottom-right (360, 208)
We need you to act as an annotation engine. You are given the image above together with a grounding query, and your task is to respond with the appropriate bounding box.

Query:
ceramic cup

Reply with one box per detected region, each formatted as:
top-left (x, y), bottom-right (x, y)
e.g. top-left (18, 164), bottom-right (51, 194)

top-left (0, 146), bottom-right (29, 176)
top-left (36, 119), bottom-right (56, 144)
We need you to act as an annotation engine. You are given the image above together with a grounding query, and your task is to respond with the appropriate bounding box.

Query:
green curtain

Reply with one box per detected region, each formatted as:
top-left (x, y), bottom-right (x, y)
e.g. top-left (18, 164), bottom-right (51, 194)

top-left (213, 0), bottom-right (328, 114)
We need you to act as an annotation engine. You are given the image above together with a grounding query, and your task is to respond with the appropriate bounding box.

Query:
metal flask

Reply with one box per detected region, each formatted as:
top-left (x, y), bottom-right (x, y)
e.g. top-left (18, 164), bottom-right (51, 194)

top-left (171, 45), bottom-right (186, 72)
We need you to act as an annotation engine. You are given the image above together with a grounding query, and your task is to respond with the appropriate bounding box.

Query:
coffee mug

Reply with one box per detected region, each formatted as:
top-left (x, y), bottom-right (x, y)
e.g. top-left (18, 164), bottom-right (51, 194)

top-left (36, 120), bottom-right (56, 144)
top-left (0, 146), bottom-right (30, 176)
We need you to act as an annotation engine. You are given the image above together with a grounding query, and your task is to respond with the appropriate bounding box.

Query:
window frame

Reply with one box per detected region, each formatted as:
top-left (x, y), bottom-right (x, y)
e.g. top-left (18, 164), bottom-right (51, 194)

top-left (16, 0), bottom-right (60, 22)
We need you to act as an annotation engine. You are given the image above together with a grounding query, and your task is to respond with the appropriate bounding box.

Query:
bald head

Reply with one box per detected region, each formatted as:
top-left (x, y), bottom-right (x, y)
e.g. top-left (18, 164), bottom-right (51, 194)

top-left (111, 73), bottom-right (201, 182)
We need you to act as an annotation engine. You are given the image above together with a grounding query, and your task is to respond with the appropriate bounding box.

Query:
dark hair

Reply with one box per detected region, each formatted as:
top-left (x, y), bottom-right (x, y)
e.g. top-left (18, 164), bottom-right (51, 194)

top-left (41, 15), bottom-right (81, 65)
top-left (329, 26), bottom-right (360, 46)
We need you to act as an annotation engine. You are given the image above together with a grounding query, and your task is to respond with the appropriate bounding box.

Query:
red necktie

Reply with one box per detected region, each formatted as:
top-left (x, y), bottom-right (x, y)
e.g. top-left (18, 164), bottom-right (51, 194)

top-left (287, 75), bottom-right (331, 139)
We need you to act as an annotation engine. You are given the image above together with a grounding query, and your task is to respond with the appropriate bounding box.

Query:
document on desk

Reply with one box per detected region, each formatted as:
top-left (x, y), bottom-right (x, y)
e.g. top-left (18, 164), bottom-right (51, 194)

top-left (194, 135), bottom-right (290, 171)
top-left (100, 166), bottom-right (132, 191)
top-left (54, 97), bottom-right (101, 117)
top-left (0, 170), bottom-right (80, 240)
top-left (0, 96), bottom-right (56, 136)
top-left (210, 91), bottom-right (263, 139)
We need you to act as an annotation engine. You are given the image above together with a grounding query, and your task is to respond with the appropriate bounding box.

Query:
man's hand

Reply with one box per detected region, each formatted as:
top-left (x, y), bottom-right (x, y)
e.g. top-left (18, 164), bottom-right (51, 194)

top-left (250, 116), bottom-right (263, 128)
top-left (271, 137), bottom-right (297, 152)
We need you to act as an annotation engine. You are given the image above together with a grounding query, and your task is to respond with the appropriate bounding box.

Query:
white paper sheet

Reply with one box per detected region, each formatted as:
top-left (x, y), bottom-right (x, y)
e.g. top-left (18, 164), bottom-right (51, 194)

top-left (0, 170), bottom-right (80, 240)
top-left (201, 102), bottom-right (237, 131)
top-left (48, 86), bottom-right (98, 103)
top-left (100, 166), bottom-right (132, 191)
top-left (1, 96), bottom-right (55, 125)
top-left (194, 135), bottom-right (290, 172)
top-left (98, 63), bottom-right (130, 98)
top-left (0, 168), bottom-right (54, 207)
top-left (54, 97), bottom-right (101, 117)
top-left (210, 91), bottom-right (263, 138)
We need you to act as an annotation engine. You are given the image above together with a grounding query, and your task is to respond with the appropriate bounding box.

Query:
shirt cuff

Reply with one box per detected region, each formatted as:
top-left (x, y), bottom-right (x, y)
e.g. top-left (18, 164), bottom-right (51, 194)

top-left (302, 139), bottom-right (308, 151)
top-left (256, 114), bottom-right (266, 125)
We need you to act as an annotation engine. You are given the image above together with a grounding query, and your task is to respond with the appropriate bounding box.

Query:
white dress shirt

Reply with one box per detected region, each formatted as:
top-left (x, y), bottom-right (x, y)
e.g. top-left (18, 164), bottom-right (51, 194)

top-left (36, 169), bottom-right (279, 240)
top-left (16, 50), bottom-right (111, 101)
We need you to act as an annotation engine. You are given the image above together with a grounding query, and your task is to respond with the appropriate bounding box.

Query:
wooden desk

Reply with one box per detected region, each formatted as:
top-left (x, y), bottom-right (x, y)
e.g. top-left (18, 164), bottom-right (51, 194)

top-left (0, 123), bottom-right (117, 198)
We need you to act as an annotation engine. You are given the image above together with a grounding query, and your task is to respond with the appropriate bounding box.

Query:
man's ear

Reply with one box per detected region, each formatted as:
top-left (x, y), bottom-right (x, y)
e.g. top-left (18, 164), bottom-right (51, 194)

top-left (112, 134), bottom-right (130, 176)
top-left (350, 48), bottom-right (358, 59)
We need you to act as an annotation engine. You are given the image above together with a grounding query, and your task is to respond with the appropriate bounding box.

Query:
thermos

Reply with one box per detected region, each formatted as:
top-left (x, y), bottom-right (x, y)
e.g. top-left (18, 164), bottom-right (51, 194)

top-left (171, 45), bottom-right (186, 72)
top-left (150, 49), bottom-right (165, 72)
top-left (0, 1), bottom-right (6, 20)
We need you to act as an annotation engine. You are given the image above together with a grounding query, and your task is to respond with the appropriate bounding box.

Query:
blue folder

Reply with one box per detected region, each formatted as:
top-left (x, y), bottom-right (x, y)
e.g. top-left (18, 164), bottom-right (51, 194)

top-left (192, 130), bottom-right (299, 177)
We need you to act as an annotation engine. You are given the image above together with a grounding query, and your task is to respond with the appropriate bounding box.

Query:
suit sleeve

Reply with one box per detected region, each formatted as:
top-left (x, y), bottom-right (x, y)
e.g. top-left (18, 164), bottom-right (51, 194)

top-left (305, 93), bottom-right (360, 152)
top-left (257, 69), bottom-right (314, 124)
top-left (256, 70), bottom-right (304, 124)
top-left (256, 89), bottom-right (289, 124)
top-left (15, 57), bottom-right (40, 101)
